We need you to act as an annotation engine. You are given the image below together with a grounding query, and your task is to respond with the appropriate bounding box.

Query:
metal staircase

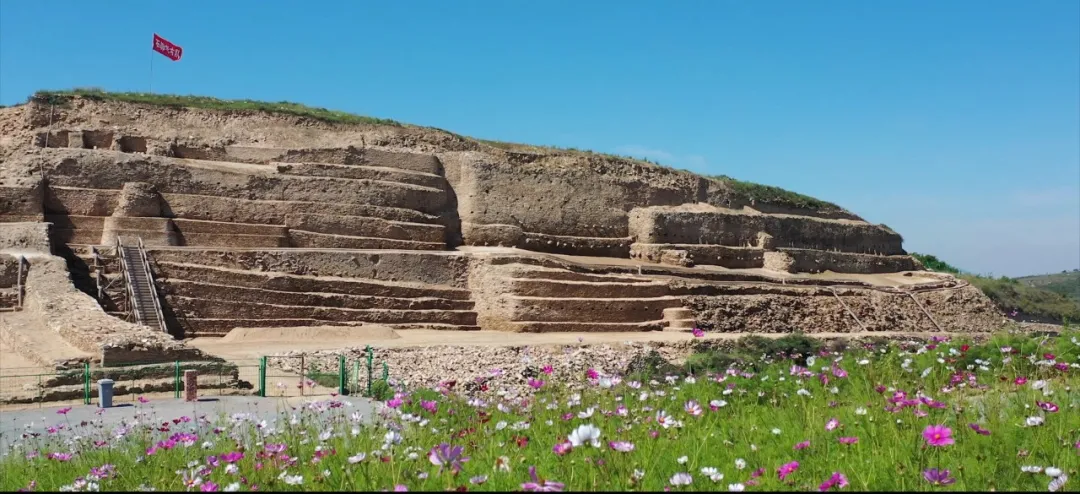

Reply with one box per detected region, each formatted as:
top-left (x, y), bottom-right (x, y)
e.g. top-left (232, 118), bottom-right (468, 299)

top-left (117, 238), bottom-right (167, 333)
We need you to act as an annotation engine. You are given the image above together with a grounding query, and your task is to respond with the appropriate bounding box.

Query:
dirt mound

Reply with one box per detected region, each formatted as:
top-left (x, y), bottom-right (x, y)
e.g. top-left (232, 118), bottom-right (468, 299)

top-left (219, 325), bottom-right (400, 343)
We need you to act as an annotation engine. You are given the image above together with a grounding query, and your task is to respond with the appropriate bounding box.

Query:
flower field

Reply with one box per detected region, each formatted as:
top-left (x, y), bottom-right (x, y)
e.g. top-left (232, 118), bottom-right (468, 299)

top-left (1, 330), bottom-right (1078, 492)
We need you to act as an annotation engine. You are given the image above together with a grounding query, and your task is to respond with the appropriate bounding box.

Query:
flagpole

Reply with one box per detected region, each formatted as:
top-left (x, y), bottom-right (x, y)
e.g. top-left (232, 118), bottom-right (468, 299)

top-left (149, 39), bottom-right (155, 94)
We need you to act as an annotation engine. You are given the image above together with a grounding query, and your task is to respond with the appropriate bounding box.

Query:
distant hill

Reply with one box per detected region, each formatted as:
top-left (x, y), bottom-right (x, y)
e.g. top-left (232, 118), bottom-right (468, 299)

top-left (911, 253), bottom-right (1080, 324)
top-left (1015, 270), bottom-right (1080, 302)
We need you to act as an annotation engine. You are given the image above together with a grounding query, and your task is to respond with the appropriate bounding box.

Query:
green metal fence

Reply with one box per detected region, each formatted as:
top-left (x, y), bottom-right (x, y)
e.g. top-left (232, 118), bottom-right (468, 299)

top-left (0, 349), bottom-right (388, 407)
top-left (0, 359), bottom-right (261, 407)
top-left (258, 346), bottom-right (391, 399)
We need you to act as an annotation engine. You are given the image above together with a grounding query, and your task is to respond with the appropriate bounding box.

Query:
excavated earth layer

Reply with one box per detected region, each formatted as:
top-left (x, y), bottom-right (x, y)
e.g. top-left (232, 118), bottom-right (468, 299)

top-left (0, 95), bottom-right (1017, 371)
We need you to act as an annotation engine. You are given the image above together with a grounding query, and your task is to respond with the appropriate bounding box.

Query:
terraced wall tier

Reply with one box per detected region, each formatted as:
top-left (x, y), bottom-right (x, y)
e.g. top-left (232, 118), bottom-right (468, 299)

top-left (763, 249), bottom-right (919, 274)
top-left (628, 206), bottom-right (903, 255)
top-left (41, 150), bottom-right (449, 215)
top-left (147, 249), bottom-right (470, 288)
top-left (684, 284), bottom-right (1003, 334)
top-left (630, 243), bottom-right (765, 269)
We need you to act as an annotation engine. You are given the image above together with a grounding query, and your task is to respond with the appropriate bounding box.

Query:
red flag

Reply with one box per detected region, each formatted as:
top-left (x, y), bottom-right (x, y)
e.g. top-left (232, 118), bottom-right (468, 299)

top-left (152, 34), bottom-right (183, 61)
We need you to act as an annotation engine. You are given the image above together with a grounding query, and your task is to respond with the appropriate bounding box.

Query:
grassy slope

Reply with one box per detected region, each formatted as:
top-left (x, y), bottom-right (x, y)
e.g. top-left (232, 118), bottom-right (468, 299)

top-left (31, 88), bottom-right (844, 213)
top-left (1016, 271), bottom-right (1080, 302)
top-left (911, 253), bottom-right (1080, 323)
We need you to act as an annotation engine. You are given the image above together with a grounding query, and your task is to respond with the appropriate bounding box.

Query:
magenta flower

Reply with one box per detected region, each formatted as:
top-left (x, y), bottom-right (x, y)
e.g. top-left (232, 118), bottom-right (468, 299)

top-left (831, 365), bottom-right (848, 378)
top-left (922, 468), bottom-right (956, 486)
top-left (46, 452), bottom-right (73, 461)
top-left (1054, 362), bottom-right (1069, 371)
top-left (692, 328), bottom-right (705, 338)
top-left (1037, 401), bottom-right (1059, 413)
top-left (1014, 376), bottom-right (1028, 385)
top-left (57, 408), bottom-right (72, 415)
top-left (387, 397), bottom-right (404, 409)
top-left (684, 400), bottom-right (703, 417)
top-left (586, 368), bottom-right (599, 380)
top-left (838, 436), bottom-right (859, 445)
top-left (542, 365), bottom-right (554, 375)
top-left (429, 443), bottom-right (470, 474)
top-left (552, 441), bottom-right (572, 456)
top-left (137, 396), bottom-right (149, 404)
top-left (818, 472), bottom-right (849, 491)
top-left (528, 378), bottom-right (545, 390)
top-left (200, 482), bottom-right (219, 492)
top-left (825, 418), bottom-right (840, 431)
top-left (393, 486), bottom-right (408, 492)
top-left (608, 441), bottom-right (635, 452)
top-left (778, 461), bottom-right (800, 480)
top-left (968, 423), bottom-right (991, 436)
top-left (420, 400), bottom-right (438, 414)
top-left (794, 440), bottom-right (810, 450)
top-left (922, 425), bottom-right (955, 447)
top-left (521, 466), bottom-right (564, 492)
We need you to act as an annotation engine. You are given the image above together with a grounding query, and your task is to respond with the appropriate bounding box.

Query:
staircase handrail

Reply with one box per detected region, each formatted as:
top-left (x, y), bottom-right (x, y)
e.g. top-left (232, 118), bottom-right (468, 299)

top-left (116, 238), bottom-right (141, 325)
top-left (137, 237), bottom-right (168, 334)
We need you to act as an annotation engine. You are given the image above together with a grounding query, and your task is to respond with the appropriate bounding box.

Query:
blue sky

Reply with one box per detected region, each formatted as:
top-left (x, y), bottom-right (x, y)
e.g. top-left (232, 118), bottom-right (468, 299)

top-left (1, 1), bottom-right (1077, 277)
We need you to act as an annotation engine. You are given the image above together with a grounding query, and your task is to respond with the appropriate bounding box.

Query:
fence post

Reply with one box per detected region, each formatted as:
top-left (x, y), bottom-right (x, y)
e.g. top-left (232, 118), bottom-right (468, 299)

top-left (382, 361), bottom-right (389, 382)
top-left (299, 355), bottom-right (305, 396)
top-left (83, 362), bottom-right (91, 405)
top-left (174, 361), bottom-right (181, 399)
top-left (353, 360), bottom-right (360, 396)
top-left (258, 356), bottom-right (267, 397)
top-left (366, 345), bottom-right (373, 397)
top-left (338, 354), bottom-right (346, 396)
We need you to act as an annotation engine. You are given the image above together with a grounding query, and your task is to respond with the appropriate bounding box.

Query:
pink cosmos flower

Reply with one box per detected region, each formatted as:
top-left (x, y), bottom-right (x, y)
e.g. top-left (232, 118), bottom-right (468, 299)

top-left (542, 365), bottom-right (554, 375)
top-left (794, 441), bottom-right (810, 450)
top-left (586, 368), bottom-right (599, 380)
top-left (200, 482), bottom-right (220, 492)
top-left (838, 436), bottom-right (859, 445)
top-left (692, 328), bottom-right (705, 338)
top-left (831, 365), bottom-right (848, 378)
top-left (968, 423), bottom-right (991, 436)
top-left (684, 400), bottom-right (703, 417)
top-left (778, 461), bottom-right (800, 480)
top-left (521, 466), bottom-right (564, 492)
top-left (922, 425), bottom-right (954, 447)
top-left (1054, 362), bottom-right (1069, 371)
top-left (57, 408), bottom-right (72, 415)
top-left (1036, 401), bottom-right (1059, 413)
top-left (818, 472), bottom-right (849, 491)
top-left (1014, 376), bottom-right (1028, 385)
top-left (825, 418), bottom-right (840, 431)
top-left (387, 398), bottom-right (404, 409)
top-left (552, 441), bottom-right (572, 456)
top-left (528, 378), bottom-right (545, 390)
top-left (609, 441), bottom-right (635, 452)
top-left (137, 396), bottom-right (149, 404)
top-left (922, 468), bottom-right (956, 486)
top-left (420, 400), bottom-right (438, 414)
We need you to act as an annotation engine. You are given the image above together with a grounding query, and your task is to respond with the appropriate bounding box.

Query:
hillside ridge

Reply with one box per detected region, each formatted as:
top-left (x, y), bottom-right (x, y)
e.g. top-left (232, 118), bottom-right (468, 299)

top-left (14, 88), bottom-right (852, 217)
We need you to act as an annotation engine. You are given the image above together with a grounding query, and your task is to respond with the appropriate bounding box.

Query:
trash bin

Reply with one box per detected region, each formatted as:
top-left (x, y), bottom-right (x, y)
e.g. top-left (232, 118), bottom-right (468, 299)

top-left (98, 379), bottom-right (115, 408)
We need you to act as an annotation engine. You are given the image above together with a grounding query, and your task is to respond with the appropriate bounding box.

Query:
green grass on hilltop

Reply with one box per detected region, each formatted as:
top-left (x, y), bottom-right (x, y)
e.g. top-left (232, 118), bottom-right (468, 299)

top-left (912, 253), bottom-right (1080, 323)
top-left (30, 88), bottom-right (844, 214)
top-left (709, 174), bottom-right (838, 211)
top-left (32, 88), bottom-right (403, 127)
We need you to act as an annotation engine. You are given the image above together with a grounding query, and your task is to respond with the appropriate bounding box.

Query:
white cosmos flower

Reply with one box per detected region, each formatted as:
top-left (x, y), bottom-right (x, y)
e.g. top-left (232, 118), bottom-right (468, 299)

top-left (670, 473), bottom-right (693, 486)
top-left (677, 456), bottom-right (689, 464)
top-left (1049, 474), bottom-right (1069, 492)
top-left (729, 483), bottom-right (746, 491)
top-left (735, 458), bottom-right (746, 470)
top-left (1046, 467), bottom-right (1063, 477)
top-left (568, 424), bottom-right (602, 448)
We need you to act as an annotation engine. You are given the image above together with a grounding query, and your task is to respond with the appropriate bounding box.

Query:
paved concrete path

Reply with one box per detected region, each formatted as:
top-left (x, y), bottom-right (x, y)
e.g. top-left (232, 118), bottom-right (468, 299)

top-left (0, 394), bottom-right (379, 453)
